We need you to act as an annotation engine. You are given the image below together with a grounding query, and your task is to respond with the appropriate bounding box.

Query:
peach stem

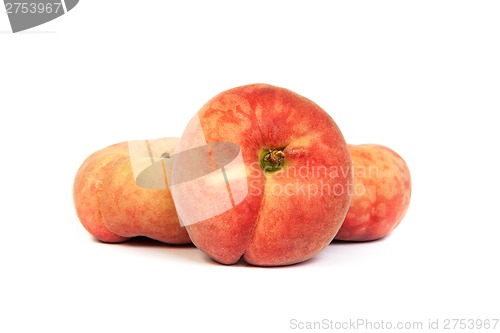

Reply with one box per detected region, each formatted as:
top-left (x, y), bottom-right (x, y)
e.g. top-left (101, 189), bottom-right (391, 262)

top-left (260, 148), bottom-right (285, 173)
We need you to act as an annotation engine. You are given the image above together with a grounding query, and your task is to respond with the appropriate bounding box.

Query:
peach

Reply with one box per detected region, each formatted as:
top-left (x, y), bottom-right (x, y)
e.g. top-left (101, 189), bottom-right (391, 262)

top-left (170, 84), bottom-right (352, 266)
top-left (73, 138), bottom-right (191, 244)
top-left (335, 144), bottom-right (411, 241)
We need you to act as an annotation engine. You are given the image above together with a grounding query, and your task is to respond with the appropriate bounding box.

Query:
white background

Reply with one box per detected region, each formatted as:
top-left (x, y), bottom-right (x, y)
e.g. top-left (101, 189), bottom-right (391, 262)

top-left (1, 1), bottom-right (499, 332)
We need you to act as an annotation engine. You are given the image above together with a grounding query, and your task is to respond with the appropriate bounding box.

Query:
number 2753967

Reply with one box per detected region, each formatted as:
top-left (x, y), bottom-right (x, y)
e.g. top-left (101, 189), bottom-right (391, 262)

top-left (5, 2), bottom-right (63, 14)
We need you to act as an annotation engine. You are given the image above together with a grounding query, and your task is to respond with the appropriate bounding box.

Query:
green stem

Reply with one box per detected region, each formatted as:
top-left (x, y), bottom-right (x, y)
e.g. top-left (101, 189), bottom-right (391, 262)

top-left (260, 148), bottom-right (286, 173)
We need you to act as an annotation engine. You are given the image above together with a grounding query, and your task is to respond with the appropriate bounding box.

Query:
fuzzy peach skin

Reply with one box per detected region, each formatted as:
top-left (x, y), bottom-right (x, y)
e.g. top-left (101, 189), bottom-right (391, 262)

top-left (335, 144), bottom-right (411, 241)
top-left (73, 138), bottom-right (191, 244)
top-left (171, 84), bottom-right (352, 266)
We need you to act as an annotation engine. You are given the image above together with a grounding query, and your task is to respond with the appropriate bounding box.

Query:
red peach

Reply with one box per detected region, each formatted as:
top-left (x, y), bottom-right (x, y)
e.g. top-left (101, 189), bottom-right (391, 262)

top-left (335, 144), bottom-right (411, 241)
top-left (171, 84), bottom-right (352, 266)
top-left (73, 138), bottom-right (191, 244)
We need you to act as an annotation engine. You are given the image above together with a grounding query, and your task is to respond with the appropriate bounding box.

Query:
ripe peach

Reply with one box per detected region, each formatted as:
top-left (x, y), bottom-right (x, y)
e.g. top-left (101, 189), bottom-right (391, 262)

top-left (170, 84), bottom-right (352, 266)
top-left (73, 138), bottom-right (191, 244)
top-left (335, 144), bottom-right (411, 241)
